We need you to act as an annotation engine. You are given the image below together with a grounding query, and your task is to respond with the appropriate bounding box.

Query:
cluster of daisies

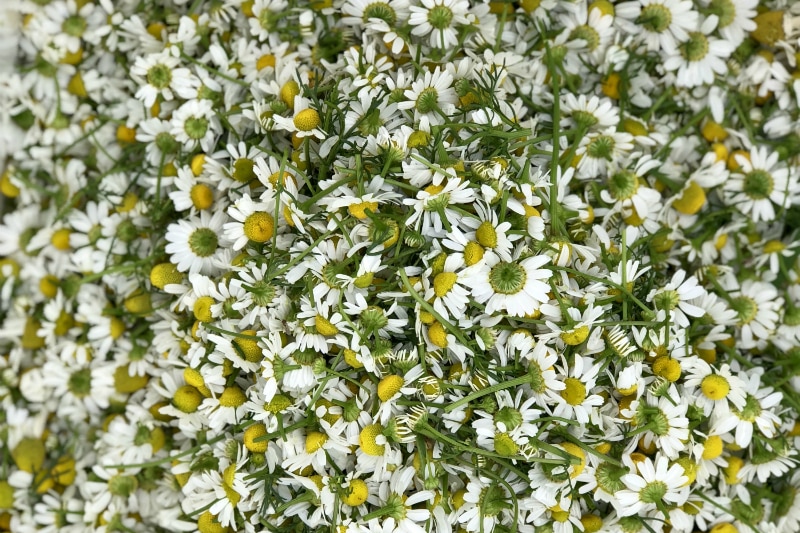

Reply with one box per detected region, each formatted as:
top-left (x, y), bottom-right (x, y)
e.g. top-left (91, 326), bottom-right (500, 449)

top-left (2, 0), bottom-right (800, 532)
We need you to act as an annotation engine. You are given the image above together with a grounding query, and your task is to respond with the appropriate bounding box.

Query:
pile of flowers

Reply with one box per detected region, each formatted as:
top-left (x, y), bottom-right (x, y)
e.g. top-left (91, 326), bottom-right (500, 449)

top-left (2, 0), bottom-right (800, 531)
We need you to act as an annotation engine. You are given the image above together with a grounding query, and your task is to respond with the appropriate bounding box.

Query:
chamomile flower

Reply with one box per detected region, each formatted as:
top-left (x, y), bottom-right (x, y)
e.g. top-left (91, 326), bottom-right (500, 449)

top-left (663, 16), bottom-right (735, 88)
top-left (616, 455), bottom-right (690, 517)
top-left (165, 210), bottom-right (230, 275)
top-left (170, 99), bottom-right (221, 152)
top-left (552, 354), bottom-right (604, 425)
top-left (408, 0), bottom-right (470, 49)
top-left (470, 250), bottom-right (552, 318)
top-left (723, 146), bottom-right (792, 223)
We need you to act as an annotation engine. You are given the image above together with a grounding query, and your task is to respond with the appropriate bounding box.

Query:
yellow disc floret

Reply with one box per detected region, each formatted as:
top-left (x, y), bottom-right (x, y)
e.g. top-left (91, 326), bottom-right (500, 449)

top-left (342, 479), bottom-right (368, 506)
top-left (150, 262), bottom-right (183, 289)
top-left (377, 375), bottom-right (404, 402)
top-left (173, 385), bottom-right (203, 413)
top-left (191, 184), bottom-right (214, 210)
top-left (306, 431), bottom-right (328, 453)
top-left (701, 374), bottom-right (730, 401)
top-left (294, 109), bottom-right (321, 132)
top-left (359, 424), bottom-right (385, 456)
top-left (193, 296), bottom-right (215, 323)
top-left (244, 423), bottom-right (268, 453)
top-left (243, 212), bottom-right (275, 243)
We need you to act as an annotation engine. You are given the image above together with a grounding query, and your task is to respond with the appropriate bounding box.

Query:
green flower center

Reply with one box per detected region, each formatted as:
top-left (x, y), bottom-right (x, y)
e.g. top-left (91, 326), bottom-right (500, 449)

top-left (248, 279), bottom-right (276, 307)
top-left (680, 32), bottom-right (709, 62)
top-left (155, 132), bottom-right (178, 153)
top-left (609, 170), bottom-right (639, 200)
top-left (528, 363), bottom-right (547, 394)
top-left (561, 377), bottom-right (587, 406)
top-left (146, 63), bottom-right (172, 89)
top-left (62, 15), bottom-right (86, 37)
top-left (730, 296), bottom-right (757, 325)
top-left (572, 110), bottom-right (599, 129)
top-left (188, 228), bottom-right (219, 257)
top-left (427, 5), bottom-right (454, 30)
top-left (494, 433), bottom-right (518, 456)
top-left (709, 0), bottom-right (736, 28)
top-left (133, 425), bottom-right (152, 446)
top-left (358, 108), bottom-right (383, 136)
top-left (489, 262), bottom-right (527, 295)
top-left (68, 368), bottom-right (92, 397)
top-left (586, 135), bottom-right (615, 160)
top-left (742, 170), bottom-right (774, 200)
top-left (362, 2), bottom-right (397, 25)
top-left (640, 4), bottom-right (672, 33)
top-left (108, 475), bottom-right (138, 497)
top-left (232, 158), bottom-right (255, 182)
top-left (654, 289), bottom-right (680, 312)
top-left (596, 462), bottom-right (626, 494)
top-left (732, 394), bottom-right (761, 422)
top-left (259, 8), bottom-right (279, 31)
top-left (184, 117), bottom-right (209, 140)
top-left (639, 480), bottom-right (667, 504)
top-left (481, 483), bottom-right (511, 516)
top-left (361, 306), bottom-right (389, 335)
top-left (569, 25), bottom-right (600, 50)
top-left (494, 406), bottom-right (523, 430)
top-left (416, 87), bottom-right (440, 114)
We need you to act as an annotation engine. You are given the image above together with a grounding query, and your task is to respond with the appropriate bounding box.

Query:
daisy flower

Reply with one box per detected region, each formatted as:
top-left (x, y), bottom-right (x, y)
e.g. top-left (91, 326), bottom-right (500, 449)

top-left (683, 359), bottom-right (747, 417)
top-left (170, 99), bottom-right (221, 152)
top-left (552, 354), bottom-right (604, 425)
top-left (271, 96), bottom-right (326, 140)
top-left (223, 194), bottom-right (277, 251)
top-left (408, 0), bottom-right (470, 49)
top-left (723, 146), bottom-right (792, 223)
top-left (165, 210), bottom-right (230, 275)
top-left (397, 67), bottom-right (458, 125)
top-left (711, 368), bottom-right (783, 448)
top-left (616, 0), bottom-right (699, 53)
top-left (423, 253), bottom-right (473, 320)
top-left (616, 455), bottom-right (690, 517)
top-left (130, 50), bottom-right (198, 108)
top-left (647, 269), bottom-right (706, 329)
top-left (663, 16), bottom-right (735, 88)
top-left (726, 279), bottom-right (783, 349)
top-left (470, 250), bottom-right (552, 318)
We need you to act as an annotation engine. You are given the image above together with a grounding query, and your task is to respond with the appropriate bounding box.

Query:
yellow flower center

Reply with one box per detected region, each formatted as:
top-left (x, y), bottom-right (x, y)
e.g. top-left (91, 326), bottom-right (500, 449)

top-left (701, 121), bottom-right (728, 142)
top-left (12, 438), bottom-right (45, 473)
top-left (561, 442), bottom-right (586, 478)
top-left (378, 375), bottom-right (404, 402)
top-left (256, 54), bottom-right (276, 71)
top-left (428, 321), bottom-right (448, 348)
top-left (673, 181), bottom-right (706, 215)
top-left (348, 201), bottom-right (378, 219)
top-left (294, 109), bottom-right (321, 132)
top-left (701, 374), bottom-right (730, 400)
top-left (476, 221), bottom-right (498, 248)
top-left (244, 423), bottom-right (268, 453)
top-left (315, 315), bottom-right (339, 336)
top-left (218, 386), bottom-right (247, 407)
top-left (193, 296), bottom-right (215, 323)
top-left (39, 275), bottom-right (59, 299)
top-left (114, 365), bottom-right (150, 394)
top-left (723, 456), bottom-right (743, 484)
top-left (433, 272), bottom-right (458, 297)
top-left (703, 435), bottom-right (724, 460)
top-left (653, 356), bottom-right (681, 382)
top-left (561, 378), bottom-right (587, 406)
top-left (560, 325), bottom-right (589, 346)
top-left (342, 479), bottom-right (368, 506)
top-left (191, 184), bottom-right (214, 210)
top-left (198, 511), bottom-right (229, 533)
top-left (344, 348), bottom-right (364, 368)
top-left (150, 262), bottom-right (182, 289)
top-left (580, 513), bottom-right (603, 533)
top-left (763, 240), bottom-right (785, 254)
top-left (710, 523), bottom-right (738, 533)
top-left (173, 385), bottom-right (203, 413)
top-left (243, 212), bottom-right (275, 243)
top-left (359, 424), bottom-right (385, 456)
top-left (463, 241), bottom-right (484, 266)
top-left (191, 154), bottom-right (206, 176)
top-left (306, 431), bottom-right (328, 453)
top-left (51, 228), bottom-right (71, 250)
top-left (110, 317), bottom-right (125, 339)
top-left (233, 330), bottom-right (262, 363)
top-left (281, 80), bottom-right (300, 108)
